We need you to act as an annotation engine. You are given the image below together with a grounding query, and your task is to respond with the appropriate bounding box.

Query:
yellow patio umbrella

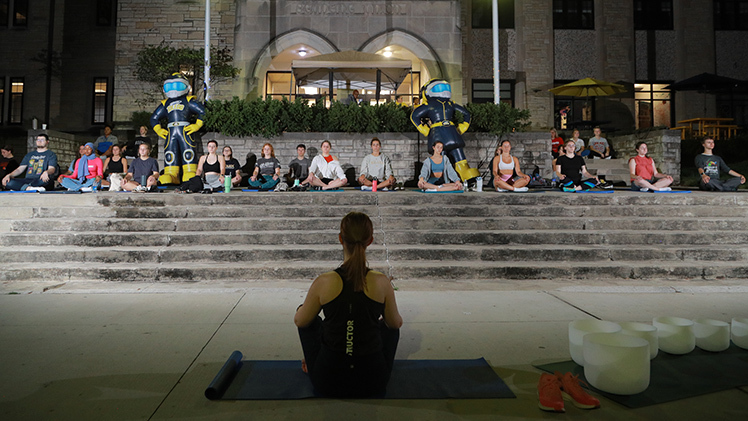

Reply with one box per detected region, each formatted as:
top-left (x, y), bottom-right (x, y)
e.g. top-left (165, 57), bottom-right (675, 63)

top-left (549, 78), bottom-right (627, 97)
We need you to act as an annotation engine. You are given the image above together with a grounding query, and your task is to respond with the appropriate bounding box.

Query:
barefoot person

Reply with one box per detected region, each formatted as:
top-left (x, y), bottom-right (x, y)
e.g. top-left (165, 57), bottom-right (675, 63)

top-left (417, 141), bottom-right (463, 191)
top-left (357, 137), bottom-right (396, 190)
top-left (295, 212), bottom-right (402, 398)
top-left (629, 141), bottom-right (673, 192)
top-left (556, 140), bottom-right (609, 192)
top-left (492, 139), bottom-right (530, 192)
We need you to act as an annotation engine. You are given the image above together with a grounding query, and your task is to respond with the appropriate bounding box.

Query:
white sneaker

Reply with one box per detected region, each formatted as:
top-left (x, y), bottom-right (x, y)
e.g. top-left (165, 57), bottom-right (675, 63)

top-left (133, 185), bottom-right (147, 193)
top-left (496, 187), bottom-right (508, 192)
top-left (25, 186), bottom-right (46, 192)
top-left (513, 187), bottom-right (529, 192)
top-left (640, 188), bottom-right (650, 192)
top-left (425, 188), bottom-right (438, 192)
top-left (657, 187), bottom-right (672, 192)
top-left (360, 186), bottom-right (372, 191)
top-left (381, 187), bottom-right (389, 191)
top-left (81, 187), bottom-right (93, 192)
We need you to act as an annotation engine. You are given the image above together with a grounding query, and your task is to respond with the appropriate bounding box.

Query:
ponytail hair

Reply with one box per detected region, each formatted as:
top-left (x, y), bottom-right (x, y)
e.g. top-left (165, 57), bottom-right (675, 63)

top-left (339, 212), bottom-right (373, 292)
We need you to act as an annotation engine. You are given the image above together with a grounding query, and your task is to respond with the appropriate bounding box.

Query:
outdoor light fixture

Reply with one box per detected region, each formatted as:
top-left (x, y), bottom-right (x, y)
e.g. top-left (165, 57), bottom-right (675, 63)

top-left (298, 49), bottom-right (308, 57)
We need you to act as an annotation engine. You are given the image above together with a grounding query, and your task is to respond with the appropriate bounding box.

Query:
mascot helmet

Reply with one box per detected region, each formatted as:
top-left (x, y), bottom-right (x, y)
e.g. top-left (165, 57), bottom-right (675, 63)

top-left (423, 79), bottom-right (452, 101)
top-left (163, 73), bottom-right (191, 99)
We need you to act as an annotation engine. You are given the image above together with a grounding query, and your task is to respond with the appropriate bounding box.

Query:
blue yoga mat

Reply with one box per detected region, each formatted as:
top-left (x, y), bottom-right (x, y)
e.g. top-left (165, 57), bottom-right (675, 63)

top-left (653, 190), bottom-right (691, 193)
top-left (0, 190), bottom-right (35, 193)
top-left (576, 190), bottom-right (615, 194)
top-left (414, 189), bottom-right (465, 194)
top-left (206, 351), bottom-right (515, 400)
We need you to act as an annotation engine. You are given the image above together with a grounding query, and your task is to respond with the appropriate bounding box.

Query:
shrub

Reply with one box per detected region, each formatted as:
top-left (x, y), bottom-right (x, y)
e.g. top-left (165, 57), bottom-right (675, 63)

top-left (203, 97), bottom-right (531, 137)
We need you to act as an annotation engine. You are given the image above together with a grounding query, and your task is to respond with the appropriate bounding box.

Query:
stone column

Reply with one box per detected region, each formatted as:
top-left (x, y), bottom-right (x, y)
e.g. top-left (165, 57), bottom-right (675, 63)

top-left (594, 0), bottom-right (636, 131)
top-left (515, 0), bottom-right (554, 128)
top-left (673, 0), bottom-right (716, 120)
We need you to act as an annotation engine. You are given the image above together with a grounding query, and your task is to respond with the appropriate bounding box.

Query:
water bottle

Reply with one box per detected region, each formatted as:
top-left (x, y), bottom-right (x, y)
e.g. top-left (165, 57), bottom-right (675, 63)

top-left (476, 176), bottom-right (483, 192)
top-left (140, 175), bottom-right (146, 187)
top-left (224, 175), bottom-right (231, 193)
top-left (372, 179), bottom-right (378, 192)
top-left (92, 182), bottom-right (97, 193)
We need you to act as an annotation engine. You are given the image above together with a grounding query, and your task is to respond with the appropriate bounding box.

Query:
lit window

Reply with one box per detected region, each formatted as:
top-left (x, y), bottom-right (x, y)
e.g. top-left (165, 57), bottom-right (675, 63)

top-left (554, 0), bottom-right (594, 30)
top-left (10, 77), bottom-right (24, 124)
top-left (12, 0), bottom-right (26, 26)
top-left (93, 78), bottom-right (109, 124)
top-left (634, 83), bottom-right (672, 129)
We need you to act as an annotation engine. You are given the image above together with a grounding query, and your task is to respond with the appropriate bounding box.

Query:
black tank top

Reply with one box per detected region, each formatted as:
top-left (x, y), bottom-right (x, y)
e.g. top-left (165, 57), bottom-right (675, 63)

top-left (107, 157), bottom-right (124, 174)
top-left (203, 156), bottom-right (220, 174)
top-left (321, 268), bottom-right (384, 356)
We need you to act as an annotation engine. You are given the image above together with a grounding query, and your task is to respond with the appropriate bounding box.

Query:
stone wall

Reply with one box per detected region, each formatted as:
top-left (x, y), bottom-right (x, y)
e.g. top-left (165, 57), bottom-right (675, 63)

top-left (191, 131), bottom-right (553, 182)
top-left (607, 129), bottom-right (682, 184)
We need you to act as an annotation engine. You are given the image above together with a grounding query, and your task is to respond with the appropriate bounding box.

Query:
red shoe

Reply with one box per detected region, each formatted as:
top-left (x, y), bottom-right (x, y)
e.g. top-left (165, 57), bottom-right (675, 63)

top-left (537, 373), bottom-right (565, 412)
top-left (556, 371), bottom-right (600, 409)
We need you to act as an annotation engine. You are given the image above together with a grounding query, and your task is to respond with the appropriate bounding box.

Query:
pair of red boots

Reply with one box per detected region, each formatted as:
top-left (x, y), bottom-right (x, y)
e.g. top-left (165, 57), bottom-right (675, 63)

top-left (538, 371), bottom-right (600, 412)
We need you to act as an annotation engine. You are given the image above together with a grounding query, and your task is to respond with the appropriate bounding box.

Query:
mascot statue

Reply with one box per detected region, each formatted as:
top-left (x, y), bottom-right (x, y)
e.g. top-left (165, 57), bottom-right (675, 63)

top-left (150, 73), bottom-right (206, 184)
top-left (410, 79), bottom-right (480, 181)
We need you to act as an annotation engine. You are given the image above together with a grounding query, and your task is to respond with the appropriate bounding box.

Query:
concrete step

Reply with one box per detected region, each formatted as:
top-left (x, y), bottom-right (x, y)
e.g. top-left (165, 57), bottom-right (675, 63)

top-left (5, 216), bottom-right (748, 233)
top-left (3, 229), bottom-right (748, 247)
top-left (1, 260), bottom-right (746, 282)
top-left (4, 244), bottom-right (747, 264)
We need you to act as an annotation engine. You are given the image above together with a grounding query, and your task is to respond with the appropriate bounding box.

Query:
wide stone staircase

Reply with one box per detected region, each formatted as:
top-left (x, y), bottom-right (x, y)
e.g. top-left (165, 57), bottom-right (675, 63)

top-left (1, 191), bottom-right (747, 287)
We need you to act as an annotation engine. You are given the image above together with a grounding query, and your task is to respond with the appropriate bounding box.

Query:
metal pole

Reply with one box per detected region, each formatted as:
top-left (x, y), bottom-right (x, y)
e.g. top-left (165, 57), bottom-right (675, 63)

top-left (492, 0), bottom-right (500, 104)
top-left (204, 0), bottom-right (211, 100)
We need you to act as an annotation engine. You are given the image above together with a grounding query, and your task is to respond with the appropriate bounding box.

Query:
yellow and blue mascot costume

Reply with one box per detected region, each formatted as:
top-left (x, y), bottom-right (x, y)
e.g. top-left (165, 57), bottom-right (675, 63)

top-left (410, 79), bottom-right (480, 181)
top-left (150, 73), bottom-right (206, 184)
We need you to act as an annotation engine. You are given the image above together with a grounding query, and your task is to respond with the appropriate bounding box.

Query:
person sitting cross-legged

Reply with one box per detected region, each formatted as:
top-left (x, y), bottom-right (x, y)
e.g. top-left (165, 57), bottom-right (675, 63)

top-left (492, 139), bottom-right (530, 192)
top-left (357, 137), bottom-right (396, 190)
top-left (58, 142), bottom-right (103, 192)
top-left (556, 140), bottom-right (609, 192)
top-left (2, 133), bottom-right (58, 192)
top-left (417, 141), bottom-right (463, 192)
top-left (248, 143), bottom-right (281, 190)
top-left (302, 140), bottom-right (348, 190)
top-left (121, 143), bottom-right (159, 192)
top-left (629, 141), bottom-right (673, 192)
top-left (695, 136), bottom-right (745, 191)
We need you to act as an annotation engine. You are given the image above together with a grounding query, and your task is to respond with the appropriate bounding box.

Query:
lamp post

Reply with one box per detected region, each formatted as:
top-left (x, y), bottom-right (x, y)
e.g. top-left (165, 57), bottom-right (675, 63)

top-left (492, 0), bottom-right (500, 104)
top-left (204, 0), bottom-right (211, 100)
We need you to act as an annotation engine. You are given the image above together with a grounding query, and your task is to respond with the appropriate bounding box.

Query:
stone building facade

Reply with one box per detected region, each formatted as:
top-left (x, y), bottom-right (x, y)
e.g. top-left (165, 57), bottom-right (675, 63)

top-left (2, 1), bottom-right (747, 151)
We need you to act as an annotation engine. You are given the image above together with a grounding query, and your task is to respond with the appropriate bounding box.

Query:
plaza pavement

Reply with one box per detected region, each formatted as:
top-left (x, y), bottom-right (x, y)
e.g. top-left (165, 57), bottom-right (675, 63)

top-left (1, 279), bottom-right (746, 420)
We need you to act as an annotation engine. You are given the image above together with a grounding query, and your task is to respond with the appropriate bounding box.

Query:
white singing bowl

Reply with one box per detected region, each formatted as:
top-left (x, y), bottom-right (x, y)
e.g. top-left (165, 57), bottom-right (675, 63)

top-left (692, 318), bottom-right (730, 352)
top-left (653, 317), bottom-right (695, 355)
top-left (731, 318), bottom-right (748, 350)
top-left (569, 320), bottom-right (622, 366)
top-left (619, 321), bottom-right (659, 359)
top-left (583, 332), bottom-right (650, 395)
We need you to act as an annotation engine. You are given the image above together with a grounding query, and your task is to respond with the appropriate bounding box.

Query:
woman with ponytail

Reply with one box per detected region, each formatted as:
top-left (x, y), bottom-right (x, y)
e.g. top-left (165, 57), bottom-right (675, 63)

top-left (295, 212), bottom-right (402, 398)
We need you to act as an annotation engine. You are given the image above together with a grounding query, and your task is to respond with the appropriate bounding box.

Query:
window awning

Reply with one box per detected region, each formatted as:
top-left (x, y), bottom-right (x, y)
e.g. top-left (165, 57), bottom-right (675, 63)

top-left (292, 50), bottom-right (412, 90)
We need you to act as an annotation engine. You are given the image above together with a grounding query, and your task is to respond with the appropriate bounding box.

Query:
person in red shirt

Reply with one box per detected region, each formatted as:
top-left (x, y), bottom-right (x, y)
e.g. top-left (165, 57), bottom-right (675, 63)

top-left (629, 141), bottom-right (673, 192)
top-left (58, 142), bottom-right (103, 192)
top-left (550, 128), bottom-right (564, 158)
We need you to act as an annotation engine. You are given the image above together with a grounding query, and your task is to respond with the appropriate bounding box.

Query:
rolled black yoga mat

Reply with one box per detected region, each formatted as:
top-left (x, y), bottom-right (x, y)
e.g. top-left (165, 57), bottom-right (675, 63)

top-left (205, 350), bottom-right (243, 400)
top-left (205, 354), bottom-right (516, 400)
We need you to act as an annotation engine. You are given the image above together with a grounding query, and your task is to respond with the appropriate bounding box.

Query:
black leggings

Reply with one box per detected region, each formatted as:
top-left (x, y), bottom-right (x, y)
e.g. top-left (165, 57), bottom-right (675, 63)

top-left (298, 316), bottom-right (399, 398)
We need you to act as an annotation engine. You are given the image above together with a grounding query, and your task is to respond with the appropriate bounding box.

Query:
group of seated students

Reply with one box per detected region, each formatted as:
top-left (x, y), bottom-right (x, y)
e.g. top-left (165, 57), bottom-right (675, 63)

top-left (3, 132), bottom-right (745, 194)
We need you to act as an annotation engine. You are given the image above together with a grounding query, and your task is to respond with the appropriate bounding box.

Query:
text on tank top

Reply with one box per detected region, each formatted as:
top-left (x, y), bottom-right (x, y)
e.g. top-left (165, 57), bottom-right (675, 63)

top-left (321, 268), bottom-right (384, 356)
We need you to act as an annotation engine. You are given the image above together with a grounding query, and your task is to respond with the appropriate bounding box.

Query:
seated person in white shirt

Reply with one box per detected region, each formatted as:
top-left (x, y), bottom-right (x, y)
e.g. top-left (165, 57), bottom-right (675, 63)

top-left (357, 137), bottom-right (396, 190)
top-left (302, 140), bottom-right (348, 190)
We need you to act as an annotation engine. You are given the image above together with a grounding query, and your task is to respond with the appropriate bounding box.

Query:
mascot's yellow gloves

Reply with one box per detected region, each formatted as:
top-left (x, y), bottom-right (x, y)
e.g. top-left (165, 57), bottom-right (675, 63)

top-left (153, 124), bottom-right (169, 139)
top-left (416, 123), bottom-right (430, 137)
top-left (458, 122), bottom-right (470, 135)
top-left (185, 119), bottom-right (204, 135)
